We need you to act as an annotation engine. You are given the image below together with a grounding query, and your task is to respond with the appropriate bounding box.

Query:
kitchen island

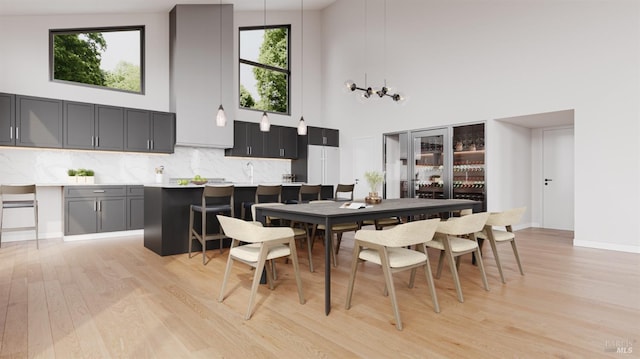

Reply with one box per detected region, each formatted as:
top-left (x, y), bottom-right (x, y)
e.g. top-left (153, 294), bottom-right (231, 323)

top-left (143, 183), bottom-right (334, 256)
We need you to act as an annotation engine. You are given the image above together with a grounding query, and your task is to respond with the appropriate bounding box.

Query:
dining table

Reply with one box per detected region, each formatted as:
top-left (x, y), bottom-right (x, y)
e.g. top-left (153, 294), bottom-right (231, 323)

top-left (254, 197), bottom-right (481, 315)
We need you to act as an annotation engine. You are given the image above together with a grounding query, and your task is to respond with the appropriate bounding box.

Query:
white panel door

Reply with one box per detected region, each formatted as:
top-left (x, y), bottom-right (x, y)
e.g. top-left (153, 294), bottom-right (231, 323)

top-left (543, 127), bottom-right (574, 230)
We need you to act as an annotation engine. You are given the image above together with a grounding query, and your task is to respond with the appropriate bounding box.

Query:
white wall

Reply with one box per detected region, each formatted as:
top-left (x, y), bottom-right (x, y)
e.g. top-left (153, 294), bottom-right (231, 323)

top-left (321, 0), bottom-right (640, 252)
top-left (0, 13), bottom-right (170, 110)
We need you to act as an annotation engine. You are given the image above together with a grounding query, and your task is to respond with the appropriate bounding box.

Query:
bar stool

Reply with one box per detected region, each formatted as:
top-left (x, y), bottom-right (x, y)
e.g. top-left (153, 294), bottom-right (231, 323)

top-left (188, 185), bottom-right (234, 265)
top-left (240, 185), bottom-right (282, 220)
top-left (0, 184), bottom-right (39, 249)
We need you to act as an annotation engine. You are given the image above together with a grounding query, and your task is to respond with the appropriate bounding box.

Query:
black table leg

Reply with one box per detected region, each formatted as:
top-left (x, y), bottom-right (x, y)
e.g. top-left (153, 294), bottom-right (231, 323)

top-left (325, 218), bottom-right (331, 315)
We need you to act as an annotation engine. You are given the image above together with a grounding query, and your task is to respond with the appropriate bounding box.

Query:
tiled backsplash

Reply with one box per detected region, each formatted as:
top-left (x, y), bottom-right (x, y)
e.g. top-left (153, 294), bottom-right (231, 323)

top-left (0, 146), bottom-right (291, 184)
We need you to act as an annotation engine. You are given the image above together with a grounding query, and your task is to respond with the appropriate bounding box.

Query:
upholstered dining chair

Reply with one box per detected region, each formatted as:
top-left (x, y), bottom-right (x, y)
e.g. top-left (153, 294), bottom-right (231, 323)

top-left (216, 215), bottom-right (304, 320)
top-left (252, 203), bottom-right (315, 272)
top-left (0, 184), bottom-right (39, 249)
top-left (345, 218), bottom-right (441, 330)
top-left (426, 212), bottom-right (490, 303)
top-left (334, 183), bottom-right (355, 201)
top-left (475, 207), bottom-right (526, 283)
top-left (188, 185), bottom-right (234, 265)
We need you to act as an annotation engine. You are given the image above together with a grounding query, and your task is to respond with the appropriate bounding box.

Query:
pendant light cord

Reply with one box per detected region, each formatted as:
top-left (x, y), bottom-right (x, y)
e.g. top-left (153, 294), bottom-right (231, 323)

top-left (219, 0), bottom-right (223, 106)
top-left (300, 0), bottom-right (304, 115)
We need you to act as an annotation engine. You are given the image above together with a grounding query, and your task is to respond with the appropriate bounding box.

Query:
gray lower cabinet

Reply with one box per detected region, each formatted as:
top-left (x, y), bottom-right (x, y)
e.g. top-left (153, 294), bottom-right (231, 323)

top-left (0, 93), bottom-right (15, 146)
top-left (127, 186), bottom-right (144, 230)
top-left (64, 186), bottom-right (127, 235)
top-left (15, 95), bottom-right (63, 148)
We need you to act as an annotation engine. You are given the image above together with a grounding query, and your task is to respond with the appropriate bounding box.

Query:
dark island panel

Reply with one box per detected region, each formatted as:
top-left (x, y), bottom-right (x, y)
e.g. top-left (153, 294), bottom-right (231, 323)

top-left (144, 184), bottom-right (334, 256)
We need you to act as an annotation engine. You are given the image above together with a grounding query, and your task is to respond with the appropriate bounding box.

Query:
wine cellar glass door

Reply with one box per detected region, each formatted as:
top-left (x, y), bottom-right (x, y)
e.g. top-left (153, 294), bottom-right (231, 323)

top-left (410, 128), bottom-right (450, 199)
top-left (452, 123), bottom-right (486, 211)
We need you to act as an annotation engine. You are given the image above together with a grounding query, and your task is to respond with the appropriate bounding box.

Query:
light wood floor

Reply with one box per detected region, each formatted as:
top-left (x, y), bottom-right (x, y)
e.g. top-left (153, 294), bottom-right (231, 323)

top-left (1, 227), bottom-right (639, 358)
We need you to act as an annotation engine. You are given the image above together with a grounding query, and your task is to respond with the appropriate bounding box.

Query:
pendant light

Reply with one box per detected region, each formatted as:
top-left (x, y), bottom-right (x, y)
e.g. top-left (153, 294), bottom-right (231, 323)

top-left (216, 0), bottom-right (227, 126)
top-left (297, 0), bottom-right (307, 135)
top-left (259, 0), bottom-right (271, 132)
top-left (260, 111), bottom-right (270, 131)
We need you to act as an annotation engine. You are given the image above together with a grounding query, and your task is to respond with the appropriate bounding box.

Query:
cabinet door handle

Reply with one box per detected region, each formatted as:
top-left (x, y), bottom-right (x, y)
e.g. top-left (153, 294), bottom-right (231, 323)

top-left (15, 127), bottom-right (19, 139)
top-left (147, 140), bottom-right (150, 149)
top-left (150, 140), bottom-right (154, 149)
top-left (96, 137), bottom-right (99, 147)
top-left (94, 200), bottom-right (97, 211)
top-left (98, 201), bottom-right (101, 212)
top-left (93, 190), bottom-right (105, 193)
top-left (91, 136), bottom-right (94, 146)
top-left (10, 126), bottom-right (13, 140)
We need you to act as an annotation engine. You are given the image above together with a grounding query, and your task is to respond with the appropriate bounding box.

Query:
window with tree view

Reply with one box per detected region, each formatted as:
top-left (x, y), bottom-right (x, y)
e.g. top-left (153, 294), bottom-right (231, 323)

top-left (239, 25), bottom-right (290, 114)
top-left (50, 26), bottom-right (144, 93)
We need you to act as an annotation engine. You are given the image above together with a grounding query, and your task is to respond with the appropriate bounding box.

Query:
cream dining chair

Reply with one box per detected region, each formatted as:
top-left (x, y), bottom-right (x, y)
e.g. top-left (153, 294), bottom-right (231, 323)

top-left (217, 215), bottom-right (304, 320)
top-left (426, 212), bottom-right (490, 303)
top-left (345, 218), bottom-right (441, 330)
top-left (476, 207), bottom-right (526, 283)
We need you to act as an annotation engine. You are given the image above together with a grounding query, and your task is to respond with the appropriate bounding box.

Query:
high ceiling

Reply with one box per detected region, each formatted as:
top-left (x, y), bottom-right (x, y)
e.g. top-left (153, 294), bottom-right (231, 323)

top-left (0, 0), bottom-right (337, 16)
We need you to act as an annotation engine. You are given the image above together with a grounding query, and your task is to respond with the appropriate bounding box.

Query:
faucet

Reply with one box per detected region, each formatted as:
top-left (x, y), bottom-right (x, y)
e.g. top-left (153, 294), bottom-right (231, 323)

top-left (246, 162), bottom-right (254, 184)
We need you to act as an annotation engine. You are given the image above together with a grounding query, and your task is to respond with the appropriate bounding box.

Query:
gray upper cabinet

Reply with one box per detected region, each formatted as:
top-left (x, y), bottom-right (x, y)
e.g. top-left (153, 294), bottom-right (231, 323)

top-left (125, 109), bottom-right (176, 153)
top-left (170, 4), bottom-right (234, 148)
top-left (95, 105), bottom-right (125, 150)
top-left (0, 93), bottom-right (15, 146)
top-left (150, 112), bottom-right (176, 153)
top-left (15, 95), bottom-right (63, 148)
top-left (308, 126), bottom-right (339, 147)
top-left (125, 108), bottom-right (151, 152)
top-left (265, 125), bottom-right (298, 159)
top-left (64, 102), bottom-right (124, 151)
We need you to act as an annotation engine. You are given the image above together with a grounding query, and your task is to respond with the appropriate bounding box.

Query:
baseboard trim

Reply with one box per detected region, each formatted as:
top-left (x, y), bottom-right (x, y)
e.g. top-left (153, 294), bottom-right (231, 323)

top-left (63, 230), bottom-right (144, 242)
top-left (573, 239), bottom-right (640, 254)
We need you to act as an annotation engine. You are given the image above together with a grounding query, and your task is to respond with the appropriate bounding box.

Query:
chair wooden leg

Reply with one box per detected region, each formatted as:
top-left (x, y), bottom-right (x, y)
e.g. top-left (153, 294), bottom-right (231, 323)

top-left (0, 206), bottom-right (3, 248)
top-left (474, 248), bottom-right (490, 291)
top-left (330, 233), bottom-right (338, 267)
top-left (423, 256), bottom-right (440, 313)
top-left (335, 233), bottom-right (343, 254)
top-left (188, 208), bottom-right (194, 258)
top-left (306, 233), bottom-right (314, 272)
top-left (218, 248), bottom-right (235, 303)
top-left (489, 239), bottom-right (506, 283)
top-left (380, 256), bottom-right (402, 330)
top-left (201, 211), bottom-right (207, 265)
top-left (288, 240), bottom-right (305, 304)
top-left (345, 244), bottom-right (362, 310)
top-left (436, 250), bottom-right (446, 279)
top-left (446, 249), bottom-right (464, 303)
top-left (511, 240), bottom-right (525, 275)
top-left (408, 268), bottom-right (417, 288)
top-left (246, 252), bottom-right (268, 320)
top-left (34, 203), bottom-right (39, 249)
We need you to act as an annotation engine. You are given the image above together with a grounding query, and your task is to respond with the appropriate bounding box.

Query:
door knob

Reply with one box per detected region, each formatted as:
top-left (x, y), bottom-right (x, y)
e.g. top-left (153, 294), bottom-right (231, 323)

top-left (544, 178), bottom-right (552, 186)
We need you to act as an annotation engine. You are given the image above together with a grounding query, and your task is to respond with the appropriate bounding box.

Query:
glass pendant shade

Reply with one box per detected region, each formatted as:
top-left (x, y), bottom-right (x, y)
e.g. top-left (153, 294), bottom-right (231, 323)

top-left (216, 104), bottom-right (227, 127)
top-left (260, 111), bottom-right (271, 132)
top-left (297, 116), bottom-right (307, 135)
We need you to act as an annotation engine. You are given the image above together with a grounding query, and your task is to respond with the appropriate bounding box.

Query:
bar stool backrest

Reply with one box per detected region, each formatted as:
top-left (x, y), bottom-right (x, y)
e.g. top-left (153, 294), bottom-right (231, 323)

top-left (298, 184), bottom-right (321, 202)
top-left (202, 185), bottom-right (235, 217)
top-left (255, 185), bottom-right (282, 203)
top-left (1, 184), bottom-right (36, 196)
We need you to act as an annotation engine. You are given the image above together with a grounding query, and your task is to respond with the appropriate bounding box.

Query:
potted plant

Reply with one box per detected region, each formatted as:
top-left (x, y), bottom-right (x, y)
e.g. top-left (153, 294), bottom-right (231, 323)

top-left (364, 171), bottom-right (384, 204)
top-left (75, 168), bottom-right (95, 184)
top-left (67, 169), bottom-right (77, 183)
